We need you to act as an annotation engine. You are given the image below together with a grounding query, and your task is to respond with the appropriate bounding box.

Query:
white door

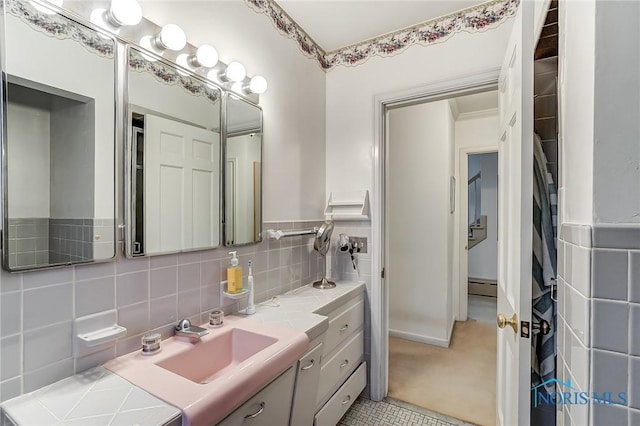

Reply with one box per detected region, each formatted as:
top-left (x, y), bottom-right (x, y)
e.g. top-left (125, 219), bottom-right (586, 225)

top-left (496, 1), bottom-right (534, 425)
top-left (145, 114), bottom-right (220, 253)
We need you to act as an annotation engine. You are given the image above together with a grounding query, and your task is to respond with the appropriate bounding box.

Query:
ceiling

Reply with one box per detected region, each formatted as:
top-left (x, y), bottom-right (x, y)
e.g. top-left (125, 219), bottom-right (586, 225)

top-left (452, 90), bottom-right (498, 115)
top-left (276, 0), bottom-right (489, 52)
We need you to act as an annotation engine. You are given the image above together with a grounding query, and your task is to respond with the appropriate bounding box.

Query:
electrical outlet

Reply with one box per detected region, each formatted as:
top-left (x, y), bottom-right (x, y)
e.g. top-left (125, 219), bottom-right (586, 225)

top-left (350, 237), bottom-right (367, 253)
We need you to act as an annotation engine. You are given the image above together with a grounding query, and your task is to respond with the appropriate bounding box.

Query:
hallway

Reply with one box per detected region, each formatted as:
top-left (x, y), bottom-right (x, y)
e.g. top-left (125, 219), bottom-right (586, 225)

top-left (388, 320), bottom-right (497, 426)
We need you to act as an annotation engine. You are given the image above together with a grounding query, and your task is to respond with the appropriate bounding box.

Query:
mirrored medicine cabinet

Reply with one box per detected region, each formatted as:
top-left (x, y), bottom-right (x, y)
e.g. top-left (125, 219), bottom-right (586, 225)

top-left (1, 0), bottom-right (117, 271)
top-left (1, 0), bottom-right (266, 270)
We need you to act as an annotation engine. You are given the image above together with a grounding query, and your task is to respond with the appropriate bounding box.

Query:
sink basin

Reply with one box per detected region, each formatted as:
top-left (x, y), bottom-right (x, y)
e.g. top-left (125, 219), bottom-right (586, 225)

top-left (104, 316), bottom-right (308, 426)
top-left (156, 328), bottom-right (277, 384)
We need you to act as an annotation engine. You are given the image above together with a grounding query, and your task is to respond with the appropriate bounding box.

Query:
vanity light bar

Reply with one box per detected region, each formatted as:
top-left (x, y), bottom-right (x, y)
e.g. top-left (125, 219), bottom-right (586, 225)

top-left (85, 0), bottom-right (267, 97)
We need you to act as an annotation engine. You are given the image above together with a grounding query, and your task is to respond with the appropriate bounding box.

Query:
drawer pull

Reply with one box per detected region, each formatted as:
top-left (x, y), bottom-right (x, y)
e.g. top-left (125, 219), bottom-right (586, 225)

top-left (244, 402), bottom-right (265, 419)
top-left (301, 359), bottom-right (315, 370)
top-left (341, 395), bottom-right (351, 405)
top-left (340, 324), bottom-right (349, 332)
top-left (340, 359), bottom-right (349, 368)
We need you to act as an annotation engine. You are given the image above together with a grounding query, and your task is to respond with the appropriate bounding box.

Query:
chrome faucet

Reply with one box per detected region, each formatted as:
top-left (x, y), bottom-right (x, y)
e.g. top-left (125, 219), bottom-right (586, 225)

top-left (174, 319), bottom-right (209, 341)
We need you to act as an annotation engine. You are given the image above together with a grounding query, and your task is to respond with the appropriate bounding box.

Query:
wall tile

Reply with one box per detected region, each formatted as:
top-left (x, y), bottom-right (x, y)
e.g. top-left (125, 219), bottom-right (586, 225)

top-left (75, 277), bottom-right (115, 317)
top-left (178, 252), bottom-right (201, 265)
top-left (116, 271), bottom-right (149, 307)
top-left (0, 271), bottom-right (21, 293)
top-left (150, 267), bottom-right (177, 298)
top-left (1, 292), bottom-right (21, 337)
top-left (177, 264), bottom-right (200, 292)
top-left (570, 245), bottom-right (591, 297)
top-left (0, 377), bottom-right (22, 402)
top-left (115, 256), bottom-right (148, 275)
top-left (592, 249), bottom-right (628, 300)
top-left (23, 284), bottom-right (73, 330)
top-left (23, 322), bottom-right (72, 372)
top-left (117, 302), bottom-right (150, 337)
top-left (150, 254), bottom-right (177, 269)
top-left (0, 336), bottom-right (21, 381)
top-left (563, 327), bottom-right (589, 391)
top-left (631, 304), bottom-right (640, 356)
top-left (177, 289), bottom-right (200, 319)
top-left (22, 268), bottom-right (72, 290)
top-left (74, 262), bottom-right (114, 281)
top-left (564, 243), bottom-right (573, 287)
top-left (591, 349), bottom-right (628, 405)
top-left (590, 402), bottom-right (628, 426)
top-left (593, 224), bottom-right (640, 250)
top-left (631, 409), bottom-right (640, 426)
top-left (23, 358), bottom-right (74, 393)
top-left (150, 295), bottom-right (177, 329)
top-left (630, 251), bottom-right (640, 303)
top-left (565, 284), bottom-right (590, 346)
top-left (74, 347), bottom-right (115, 374)
top-left (591, 299), bottom-right (628, 353)
top-left (630, 356), bottom-right (640, 410)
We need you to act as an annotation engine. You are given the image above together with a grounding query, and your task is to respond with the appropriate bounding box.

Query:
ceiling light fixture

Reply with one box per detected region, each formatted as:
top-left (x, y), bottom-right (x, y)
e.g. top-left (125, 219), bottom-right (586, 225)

top-left (189, 45), bottom-right (219, 68)
top-left (220, 61), bottom-right (246, 82)
top-left (154, 24), bottom-right (187, 51)
top-left (246, 75), bottom-right (268, 94)
top-left (106, 0), bottom-right (142, 27)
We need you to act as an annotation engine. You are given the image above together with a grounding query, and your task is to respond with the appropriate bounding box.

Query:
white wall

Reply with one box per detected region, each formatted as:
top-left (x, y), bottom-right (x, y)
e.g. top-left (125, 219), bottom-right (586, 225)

top-left (592, 1), bottom-right (640, 224)
top-left (6, 104), bottom-right (51, 218)
top-left (452, 110), bottom-right (499, 318)
top-left (558, 0), bottom-right (595, 226)
top-left (387, 100), bottom-right (454, 345)
top-left (141, 1), bottom-right (326, 221)
top-left (467, 152), bottom-right (498, 281)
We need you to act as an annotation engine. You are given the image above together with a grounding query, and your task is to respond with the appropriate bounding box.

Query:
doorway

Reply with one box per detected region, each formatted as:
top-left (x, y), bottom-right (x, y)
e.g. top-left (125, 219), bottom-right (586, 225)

top-left (385, 89), bottom-right (499, 426)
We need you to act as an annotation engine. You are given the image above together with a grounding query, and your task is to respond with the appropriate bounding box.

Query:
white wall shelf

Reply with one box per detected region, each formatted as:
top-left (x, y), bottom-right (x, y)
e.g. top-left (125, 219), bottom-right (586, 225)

top-left (324, 190), bottom-right (370, 221)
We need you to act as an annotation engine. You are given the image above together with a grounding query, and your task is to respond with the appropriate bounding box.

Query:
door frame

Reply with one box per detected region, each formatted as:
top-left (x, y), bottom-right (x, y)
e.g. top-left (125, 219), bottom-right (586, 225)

top-left (370, 68), bottom-right (500, 401)
top-left (456, 147), bottom-right (499, 322)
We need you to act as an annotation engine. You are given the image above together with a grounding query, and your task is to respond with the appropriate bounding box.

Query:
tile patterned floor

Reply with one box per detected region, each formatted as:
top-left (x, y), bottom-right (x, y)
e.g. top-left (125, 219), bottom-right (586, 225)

top-left (338, 397), bottom-right (475, 426)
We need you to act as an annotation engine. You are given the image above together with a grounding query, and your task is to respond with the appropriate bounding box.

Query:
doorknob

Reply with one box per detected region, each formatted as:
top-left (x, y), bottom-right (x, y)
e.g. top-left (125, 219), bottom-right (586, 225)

top-left (497, 313), bottom-right (518, 333)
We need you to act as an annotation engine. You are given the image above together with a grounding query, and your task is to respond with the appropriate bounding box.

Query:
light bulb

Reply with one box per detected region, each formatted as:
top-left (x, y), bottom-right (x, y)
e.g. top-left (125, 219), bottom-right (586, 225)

top-left (108, 0), bottom-right (142, 26)
top-left (90, 8), bottom-right (120, 34)
top-left (207, 69), bottom-right (220, 82)
top-left (248, 76), bottom-right (268, 94)
top-left (175, 54), bottom-right (190, 76)
top-left (155, 24), bottom-right (187, 51)
top-left (224, 62), bottom-right (246, 82)
top-left (31, 0), bottom-right (63, 15)
top-left (139, 36), bottom-right (160, 61)
top-left (190, 45), bottom-right (218, 68)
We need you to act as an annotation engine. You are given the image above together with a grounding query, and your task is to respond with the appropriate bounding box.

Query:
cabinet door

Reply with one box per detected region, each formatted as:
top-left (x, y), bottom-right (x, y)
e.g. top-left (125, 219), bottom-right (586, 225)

top-left (217, 367), bottom-right (295, 426)
top-left (290, 343), bottom-right (324, 426)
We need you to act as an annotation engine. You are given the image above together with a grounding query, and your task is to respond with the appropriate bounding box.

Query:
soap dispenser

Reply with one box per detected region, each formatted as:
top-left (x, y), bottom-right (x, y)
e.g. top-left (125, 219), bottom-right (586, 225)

top-left (227, 251), bottom-right (243, 294)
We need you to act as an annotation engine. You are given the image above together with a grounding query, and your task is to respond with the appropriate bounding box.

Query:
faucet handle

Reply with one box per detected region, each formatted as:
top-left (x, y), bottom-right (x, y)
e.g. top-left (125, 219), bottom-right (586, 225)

top-left (176, 319), bottom-right (191, 331)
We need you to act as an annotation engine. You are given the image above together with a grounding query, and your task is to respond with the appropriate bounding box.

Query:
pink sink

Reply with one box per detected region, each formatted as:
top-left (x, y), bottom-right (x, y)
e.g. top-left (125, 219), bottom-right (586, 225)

top-left (104, 316), bottom-right (309, 426)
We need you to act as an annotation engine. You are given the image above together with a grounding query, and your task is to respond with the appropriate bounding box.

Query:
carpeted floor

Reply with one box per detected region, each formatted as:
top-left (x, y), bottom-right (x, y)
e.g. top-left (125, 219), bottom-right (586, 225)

top-left (388, 320), bottom-right (497, 426)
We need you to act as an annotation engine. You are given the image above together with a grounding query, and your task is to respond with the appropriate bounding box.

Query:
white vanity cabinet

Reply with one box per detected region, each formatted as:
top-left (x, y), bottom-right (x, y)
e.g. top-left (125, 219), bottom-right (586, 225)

top-left (217, 367), bottom-right (296, 426)
top-left (290, 343), bottom-right (324, 425)
top-left (313, 294), bottom-right (365, 426)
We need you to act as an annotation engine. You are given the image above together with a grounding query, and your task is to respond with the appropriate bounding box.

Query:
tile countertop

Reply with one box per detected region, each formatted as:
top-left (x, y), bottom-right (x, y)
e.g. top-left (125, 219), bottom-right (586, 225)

top-left (0, 280), bottom-right (365, 426)
top-left (237, 280), bottom-right (366, 342)
top-left (0, 367), bottom-right (181, 426)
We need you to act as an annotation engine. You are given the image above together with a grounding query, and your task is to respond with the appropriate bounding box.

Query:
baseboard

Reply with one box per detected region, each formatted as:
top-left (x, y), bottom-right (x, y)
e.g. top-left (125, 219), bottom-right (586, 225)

top-left (389, 328), bottom-right (450, 348)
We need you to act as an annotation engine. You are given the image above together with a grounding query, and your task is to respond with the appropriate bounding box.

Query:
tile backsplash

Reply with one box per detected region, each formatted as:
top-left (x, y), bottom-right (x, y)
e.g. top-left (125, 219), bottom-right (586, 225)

top-left (557, 223), bottom-right (640, 426)
top-left (0, 220), bottom-right (324, 403)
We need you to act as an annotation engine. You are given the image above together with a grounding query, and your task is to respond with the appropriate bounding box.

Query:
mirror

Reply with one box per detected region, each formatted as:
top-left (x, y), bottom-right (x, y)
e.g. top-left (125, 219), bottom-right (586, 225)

top-left (1, 0), bottom-right (116, 271)
top-left (126, 47), bottom-right (222, 257)
top-left (224, 94), bottom-right (263, 246)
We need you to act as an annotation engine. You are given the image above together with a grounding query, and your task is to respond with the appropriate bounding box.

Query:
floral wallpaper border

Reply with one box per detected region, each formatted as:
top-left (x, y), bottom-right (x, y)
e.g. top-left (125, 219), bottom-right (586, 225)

top-left (245, 0), bottom-right (518, 71)
top-left (128, 48), bottom-right (221, 105)
top-left (6, 0), bottom-right (114, 58)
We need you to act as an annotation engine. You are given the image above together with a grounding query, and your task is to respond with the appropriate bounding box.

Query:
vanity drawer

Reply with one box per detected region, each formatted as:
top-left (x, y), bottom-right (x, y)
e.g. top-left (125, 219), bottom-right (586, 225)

top-left (216, 367), bottom-right (295, 426)
top-left (314, 362), bottom-right (366, 426)
top-left (323, 297), bottom-right (364, 356)
top-left (317, 331), bottom-right (364, 404)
